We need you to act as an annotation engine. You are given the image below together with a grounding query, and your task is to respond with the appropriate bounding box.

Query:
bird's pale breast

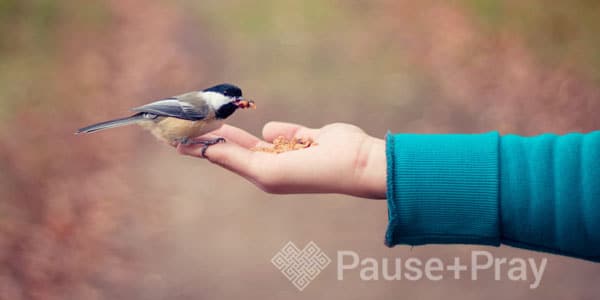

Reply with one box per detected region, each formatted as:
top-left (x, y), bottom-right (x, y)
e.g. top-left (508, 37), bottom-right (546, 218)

top-left (139, 117), bottom-right (223, 144)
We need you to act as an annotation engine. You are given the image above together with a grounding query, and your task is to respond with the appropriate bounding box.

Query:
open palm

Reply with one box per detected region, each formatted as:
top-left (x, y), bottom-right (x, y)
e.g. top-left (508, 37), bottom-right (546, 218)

top-left (177, 122), bottom-right (387, 199)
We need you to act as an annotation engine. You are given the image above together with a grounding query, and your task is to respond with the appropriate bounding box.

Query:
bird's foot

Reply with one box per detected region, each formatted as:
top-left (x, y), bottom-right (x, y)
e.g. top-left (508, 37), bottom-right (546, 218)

top-left (187, 137), bottom-right (226, 158)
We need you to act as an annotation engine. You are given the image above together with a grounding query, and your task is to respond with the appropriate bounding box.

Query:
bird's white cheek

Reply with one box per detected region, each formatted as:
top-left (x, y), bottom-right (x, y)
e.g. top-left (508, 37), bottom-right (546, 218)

top-left (201, 91), bottom-right (231, 109)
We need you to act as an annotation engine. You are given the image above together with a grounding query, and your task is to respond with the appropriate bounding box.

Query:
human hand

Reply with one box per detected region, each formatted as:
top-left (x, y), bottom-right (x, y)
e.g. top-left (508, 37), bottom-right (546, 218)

top-left (177, 122), bottom-right (387, 199)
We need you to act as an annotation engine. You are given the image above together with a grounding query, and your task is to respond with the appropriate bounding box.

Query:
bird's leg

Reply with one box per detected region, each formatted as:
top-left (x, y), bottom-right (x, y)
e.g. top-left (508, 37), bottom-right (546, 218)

top-left (176, 137), bottom-right (190, 146)
top-left (187, 137), bottom-right (226, 158)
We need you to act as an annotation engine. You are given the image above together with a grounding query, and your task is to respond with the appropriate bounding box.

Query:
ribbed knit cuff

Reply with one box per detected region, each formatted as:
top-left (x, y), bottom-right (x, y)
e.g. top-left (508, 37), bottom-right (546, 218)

top-left (385, 132), bottom-right (500, 247)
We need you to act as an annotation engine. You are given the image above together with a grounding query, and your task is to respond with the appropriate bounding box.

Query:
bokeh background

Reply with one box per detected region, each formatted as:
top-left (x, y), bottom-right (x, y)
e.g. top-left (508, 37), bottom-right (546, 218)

top-left (0, 0), bottom-right (599, 299)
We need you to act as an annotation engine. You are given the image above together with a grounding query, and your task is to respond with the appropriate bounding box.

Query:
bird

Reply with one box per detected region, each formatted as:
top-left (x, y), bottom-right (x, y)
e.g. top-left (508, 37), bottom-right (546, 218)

top-left (76, 83), bottom-right (255, 156)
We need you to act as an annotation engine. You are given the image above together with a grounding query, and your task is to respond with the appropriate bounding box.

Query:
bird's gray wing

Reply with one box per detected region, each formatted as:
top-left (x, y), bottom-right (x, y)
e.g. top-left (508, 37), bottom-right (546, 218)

top-left (131, 94), bottom-right (208, 121)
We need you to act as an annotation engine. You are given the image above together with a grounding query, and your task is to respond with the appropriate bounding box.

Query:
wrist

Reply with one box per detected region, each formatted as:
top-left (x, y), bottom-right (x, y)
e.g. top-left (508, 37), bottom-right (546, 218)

top-left (353, 136), bottom-right (387, 199)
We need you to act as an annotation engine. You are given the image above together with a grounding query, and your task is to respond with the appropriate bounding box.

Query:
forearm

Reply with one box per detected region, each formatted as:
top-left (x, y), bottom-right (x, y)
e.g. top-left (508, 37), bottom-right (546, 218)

top-left (384, 131), bottom-right (600, 262)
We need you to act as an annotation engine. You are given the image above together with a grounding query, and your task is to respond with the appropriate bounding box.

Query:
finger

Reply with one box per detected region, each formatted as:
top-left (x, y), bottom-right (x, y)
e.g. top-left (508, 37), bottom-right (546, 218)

top-left (261, 121), bottom-right (319, 142)
top-left (178, 141), bottom-right (257, 179)
top-left (209, 125), bottom-right (263, 148)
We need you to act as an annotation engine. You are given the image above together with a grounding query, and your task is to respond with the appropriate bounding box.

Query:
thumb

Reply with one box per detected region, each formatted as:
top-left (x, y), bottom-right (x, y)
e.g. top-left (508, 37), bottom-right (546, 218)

top-left (261, 121), bottom-right (319, 142)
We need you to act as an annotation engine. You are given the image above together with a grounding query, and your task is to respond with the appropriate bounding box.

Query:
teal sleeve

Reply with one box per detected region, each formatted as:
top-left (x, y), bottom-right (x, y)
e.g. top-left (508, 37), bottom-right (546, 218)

top-left (500, 132), bottom-right (600, 261)
top-left (385, 131), bottom-right (600, 262)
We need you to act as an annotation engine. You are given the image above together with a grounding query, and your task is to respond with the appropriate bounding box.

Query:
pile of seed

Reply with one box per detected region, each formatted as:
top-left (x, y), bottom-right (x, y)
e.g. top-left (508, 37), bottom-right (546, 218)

top-left (251, 136), bottom-right (316, 153)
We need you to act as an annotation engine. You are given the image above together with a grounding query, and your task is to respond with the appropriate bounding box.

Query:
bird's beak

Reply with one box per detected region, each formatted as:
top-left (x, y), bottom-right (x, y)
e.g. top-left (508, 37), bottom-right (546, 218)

top-left (235, 98), bottom-right (256, 109)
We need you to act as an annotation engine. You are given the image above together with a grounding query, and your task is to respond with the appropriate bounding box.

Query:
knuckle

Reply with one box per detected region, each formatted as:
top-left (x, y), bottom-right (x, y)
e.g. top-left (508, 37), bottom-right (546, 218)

top-left (257, 184), bottom-right (275, 194)
top-left (257, 174), bottom-right (278, 188)
top-left (259, 183), bottom-right (283, 194)
top-left (254, 173), bottom-right (282, 193)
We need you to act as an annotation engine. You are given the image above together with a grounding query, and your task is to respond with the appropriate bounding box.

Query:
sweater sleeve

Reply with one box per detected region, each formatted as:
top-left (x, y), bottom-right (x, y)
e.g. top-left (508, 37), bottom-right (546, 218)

top-left (385, 131), bottom-right (600, 262)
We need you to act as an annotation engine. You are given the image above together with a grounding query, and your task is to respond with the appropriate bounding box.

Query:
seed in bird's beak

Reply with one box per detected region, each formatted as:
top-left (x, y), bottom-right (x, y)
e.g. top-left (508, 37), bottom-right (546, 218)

top-left (236, 99), bottom-right (256, 109)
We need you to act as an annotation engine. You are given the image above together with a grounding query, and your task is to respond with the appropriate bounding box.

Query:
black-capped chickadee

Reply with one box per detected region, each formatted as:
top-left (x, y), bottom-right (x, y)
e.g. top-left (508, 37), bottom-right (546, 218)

top-left (77, 83), bottom-right (255, 156)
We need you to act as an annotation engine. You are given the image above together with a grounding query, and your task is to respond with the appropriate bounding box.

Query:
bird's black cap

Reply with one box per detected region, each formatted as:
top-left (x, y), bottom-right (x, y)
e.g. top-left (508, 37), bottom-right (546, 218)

top-left (203, 83), bottom-right (242, 98)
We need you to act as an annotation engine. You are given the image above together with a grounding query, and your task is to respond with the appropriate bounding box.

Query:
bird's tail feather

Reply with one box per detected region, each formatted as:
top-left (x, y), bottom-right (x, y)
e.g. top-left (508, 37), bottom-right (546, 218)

top-left (76, 114), bottom-right (144, 134)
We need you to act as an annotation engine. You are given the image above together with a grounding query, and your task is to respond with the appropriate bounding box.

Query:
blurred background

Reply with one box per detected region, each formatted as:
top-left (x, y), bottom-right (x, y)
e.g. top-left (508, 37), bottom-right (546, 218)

top-left (0, 0), bottom-right (599, 299)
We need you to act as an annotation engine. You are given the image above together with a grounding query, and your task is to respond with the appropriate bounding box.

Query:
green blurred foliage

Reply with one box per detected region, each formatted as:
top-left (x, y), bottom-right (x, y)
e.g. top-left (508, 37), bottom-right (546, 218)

top-left (462, 0), bottom-right (600, 79)
top-left (0, 0), bottom-right (108, 120)
top-left (181, 0), bottom-right (427, 125)
top-left (0, 0), bottom-right (59, 118)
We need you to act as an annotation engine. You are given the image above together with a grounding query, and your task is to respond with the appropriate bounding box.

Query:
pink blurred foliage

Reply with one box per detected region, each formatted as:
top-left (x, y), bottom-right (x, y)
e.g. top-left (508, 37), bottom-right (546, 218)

top-left (386, 1), bottom-right (600, 134)
top-left (0, 0), bottom-right (207, 298)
